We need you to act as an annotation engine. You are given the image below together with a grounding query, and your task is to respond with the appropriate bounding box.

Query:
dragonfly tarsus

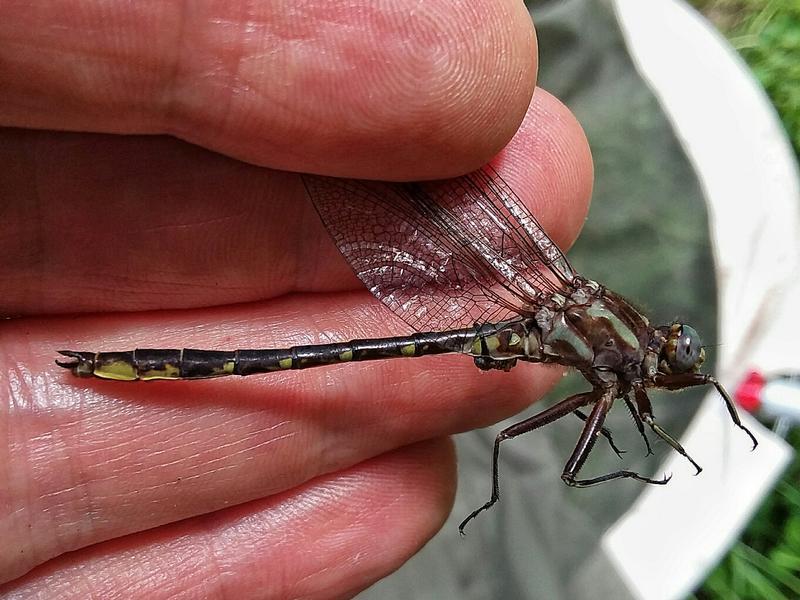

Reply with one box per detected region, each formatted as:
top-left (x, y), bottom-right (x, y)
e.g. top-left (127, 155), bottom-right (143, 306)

top-left (653, 373), bottom-right (759, 450)
top-left (623, 396), bottom-right (653, 456)
top-left (557, 387), bottom-right (670, 487)
top-left (646, 417), bottom-right (703, 475)
top-left (573, 409), bottom-right (626, 458)
top-left (708, 375), bottom-right (759, 450)
top-left (633, 383), bottom-right (702, 473)
top-left (562, 470), bottom-right (672, 487)
top-left (458, 389), bottom-right (597, 535)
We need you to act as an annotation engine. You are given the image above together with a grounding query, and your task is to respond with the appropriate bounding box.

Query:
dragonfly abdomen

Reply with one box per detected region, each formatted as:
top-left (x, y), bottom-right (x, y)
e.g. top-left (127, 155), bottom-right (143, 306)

top-left (56, 329), bottom-right (479, 381)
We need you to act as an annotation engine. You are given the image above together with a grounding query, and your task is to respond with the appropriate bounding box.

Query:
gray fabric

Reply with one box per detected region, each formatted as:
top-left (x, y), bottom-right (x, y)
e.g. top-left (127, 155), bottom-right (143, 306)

top-left (360, 0), bottom-right (715, 597)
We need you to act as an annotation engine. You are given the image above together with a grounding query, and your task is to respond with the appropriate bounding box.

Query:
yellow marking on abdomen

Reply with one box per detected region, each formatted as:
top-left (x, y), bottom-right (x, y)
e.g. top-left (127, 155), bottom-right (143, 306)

top-left (139, 363), bottom-right (181, 380)
top-left (94, 360), bottom-right (138, 381)
top-left (400, 343), bottom-right (416, 357)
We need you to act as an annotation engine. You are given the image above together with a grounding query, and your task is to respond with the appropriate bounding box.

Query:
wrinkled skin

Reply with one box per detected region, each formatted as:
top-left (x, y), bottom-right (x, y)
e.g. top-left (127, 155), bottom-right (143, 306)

top-left (0, 2), bottom-right (593, 597)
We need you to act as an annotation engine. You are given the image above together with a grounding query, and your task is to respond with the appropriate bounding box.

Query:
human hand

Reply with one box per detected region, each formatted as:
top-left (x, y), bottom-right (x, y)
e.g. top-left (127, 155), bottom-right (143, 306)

top-left (0, 1), bottom-right (592, 597)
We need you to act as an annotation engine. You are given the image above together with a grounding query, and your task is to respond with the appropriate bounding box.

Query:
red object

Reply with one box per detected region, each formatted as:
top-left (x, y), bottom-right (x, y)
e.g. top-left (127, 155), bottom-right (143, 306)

top-left (736, 370), bottom-right (765, 413)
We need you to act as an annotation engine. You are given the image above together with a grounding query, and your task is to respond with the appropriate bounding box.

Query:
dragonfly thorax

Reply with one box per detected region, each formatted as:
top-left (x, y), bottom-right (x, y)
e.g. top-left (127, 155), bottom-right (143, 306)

top-left (529, 286), bottom-right (651, 383)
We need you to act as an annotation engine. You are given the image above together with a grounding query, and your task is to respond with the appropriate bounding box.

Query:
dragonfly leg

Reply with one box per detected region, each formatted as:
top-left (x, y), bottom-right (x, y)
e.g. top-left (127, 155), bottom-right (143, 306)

top-left (458, 389), bottom-right (600, 535)
top-left (562, 387), bottom-right (671, 487)
top-left (634, 385), bottom-right (702, 474)
top-left (573, 409), bottom-right (626, 458)
top-left (653, 373), bottom-right (758, 450)
top-left (623, 395), bottom-right (653, 456)
top-left (649, 417), bottom-right (702, 475)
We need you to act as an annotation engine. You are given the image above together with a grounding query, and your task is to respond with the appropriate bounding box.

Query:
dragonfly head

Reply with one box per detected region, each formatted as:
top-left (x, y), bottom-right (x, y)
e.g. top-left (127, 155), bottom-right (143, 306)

top-left (661, 323), bottom-right (705, 374)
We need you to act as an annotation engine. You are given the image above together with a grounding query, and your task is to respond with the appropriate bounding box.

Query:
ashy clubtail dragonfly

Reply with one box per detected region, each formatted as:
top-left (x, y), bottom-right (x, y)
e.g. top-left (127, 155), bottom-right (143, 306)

top-left (57, 165), bottom-right (757, 533)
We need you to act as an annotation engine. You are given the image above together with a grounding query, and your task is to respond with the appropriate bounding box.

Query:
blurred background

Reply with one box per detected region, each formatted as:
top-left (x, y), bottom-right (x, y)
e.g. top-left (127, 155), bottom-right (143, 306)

top-left (687, 2), bottom-right (799, 598)
top-left (693, 1), bottom-right (800, 158)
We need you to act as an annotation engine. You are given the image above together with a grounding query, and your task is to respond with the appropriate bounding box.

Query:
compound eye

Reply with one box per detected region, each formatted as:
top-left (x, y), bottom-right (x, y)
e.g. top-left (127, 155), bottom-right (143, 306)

top-left (674, 325), bottom-right (703, 372)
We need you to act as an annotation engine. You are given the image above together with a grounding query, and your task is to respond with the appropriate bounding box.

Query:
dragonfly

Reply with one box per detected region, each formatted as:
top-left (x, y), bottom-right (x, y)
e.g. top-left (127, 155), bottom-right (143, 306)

top-left (56, 164), bottom-right (757, 534)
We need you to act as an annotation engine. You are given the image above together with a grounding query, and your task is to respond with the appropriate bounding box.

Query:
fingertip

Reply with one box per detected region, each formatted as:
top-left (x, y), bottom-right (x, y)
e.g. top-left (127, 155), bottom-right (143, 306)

top-left (2, 1), bottom-right (536, 180)
top-left (169, 0), bottom-right (538, 179)
top-left (0, 439), bottom-right (458, 598)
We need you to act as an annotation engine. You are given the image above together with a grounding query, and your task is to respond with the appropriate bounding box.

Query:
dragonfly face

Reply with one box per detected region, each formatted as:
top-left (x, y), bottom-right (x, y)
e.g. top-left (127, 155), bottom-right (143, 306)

top-left (660, 323), bottom-right (706, 374)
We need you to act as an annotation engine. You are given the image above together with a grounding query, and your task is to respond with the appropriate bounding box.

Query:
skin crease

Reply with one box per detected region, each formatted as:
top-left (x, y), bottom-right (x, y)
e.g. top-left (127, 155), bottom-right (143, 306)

top-left (0, 1), bottom-right (593, 598)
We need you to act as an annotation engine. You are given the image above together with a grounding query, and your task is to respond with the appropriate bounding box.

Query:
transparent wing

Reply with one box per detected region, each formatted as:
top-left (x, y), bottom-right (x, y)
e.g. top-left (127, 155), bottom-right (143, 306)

top-left (302, 165), bottom-right (576, 332)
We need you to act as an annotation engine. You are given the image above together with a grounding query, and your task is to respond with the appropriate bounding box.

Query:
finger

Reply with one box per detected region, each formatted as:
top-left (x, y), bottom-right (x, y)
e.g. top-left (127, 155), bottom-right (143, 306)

top-left (0, 0), bottom-right (536, 179)
top-left (1, 439), bottom-right (456, 597)
top-left (1, 292), bottom-right (562, 582)
top-left (0, 89), bottom-right (592, 316)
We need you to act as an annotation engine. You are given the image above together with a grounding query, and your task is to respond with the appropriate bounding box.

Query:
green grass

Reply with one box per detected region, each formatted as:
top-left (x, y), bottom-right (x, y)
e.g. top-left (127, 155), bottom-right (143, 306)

top-left (692, 432), bottom-right (800, 599)
top-left (688, 2), bottom-right (800, 597)
top-left (692, 1), bottom-right (800, 156)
